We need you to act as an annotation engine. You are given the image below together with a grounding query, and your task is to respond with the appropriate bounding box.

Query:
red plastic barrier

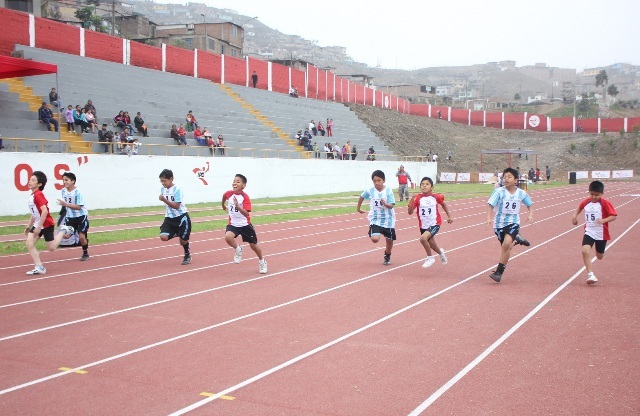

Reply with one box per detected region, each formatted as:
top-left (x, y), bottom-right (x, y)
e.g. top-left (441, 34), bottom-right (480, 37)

top-left (223, 55), bottom-right (245, 86)
top-left (525, 114), bottom-right (547, 132)
top-left (271, 62), bottom-right (289, 94)
top-left (85, 30), bottom-right (122, 63)
top-left (165, 45), bottom-right (194, 77)
top-left (486, 112), bottom-right (502, 129)
top-left (550, 117), bottom-right (574, 132)
top-left (317, 68), bottom-right (327, 100)
top-left (600, 118), bottom-right (625, 134)
top-left (0, 9), bottom-right (30, 56)
top-left (196, 50), bottom-right (221, 83)
top-left (248, 57), bottom-right (267, 89)
top-left (504, 113), bottom-right (523, 129)
top-left (470, 111), bottom-right (484, 127)
top-left (451, 109), bottom-right (468, 124)
top-left (35, 18), bottom-right (80, 55)
top-left (291, 68), bottom-right (305, 97)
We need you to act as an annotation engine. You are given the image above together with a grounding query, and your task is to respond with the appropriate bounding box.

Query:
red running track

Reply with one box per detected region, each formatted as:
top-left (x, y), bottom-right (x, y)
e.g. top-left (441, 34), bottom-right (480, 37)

top-left (0, 183), bottom-right (639, 415)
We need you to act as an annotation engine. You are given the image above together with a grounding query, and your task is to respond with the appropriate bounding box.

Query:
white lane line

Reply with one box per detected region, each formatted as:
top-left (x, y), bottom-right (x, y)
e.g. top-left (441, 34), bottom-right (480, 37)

top-left (407, 218), bottom-right (640, 415)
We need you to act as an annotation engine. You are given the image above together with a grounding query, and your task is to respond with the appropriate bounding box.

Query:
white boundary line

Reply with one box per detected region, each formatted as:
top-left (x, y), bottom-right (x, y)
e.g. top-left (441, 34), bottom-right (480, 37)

top-left (407, 218), bottom-right (640, 415)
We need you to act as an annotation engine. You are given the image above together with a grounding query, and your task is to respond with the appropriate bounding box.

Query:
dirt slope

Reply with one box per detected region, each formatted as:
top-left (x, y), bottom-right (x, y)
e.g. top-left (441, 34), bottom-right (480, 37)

top-left (349, 104), bottom-right (640, 174)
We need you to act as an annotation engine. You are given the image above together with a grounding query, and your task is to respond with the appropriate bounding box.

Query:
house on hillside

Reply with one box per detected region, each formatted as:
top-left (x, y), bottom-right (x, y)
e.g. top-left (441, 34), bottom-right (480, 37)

top-left (152, 22), bottom-right (244, 57)
top-left (377, 84), bottom-right (435, 104)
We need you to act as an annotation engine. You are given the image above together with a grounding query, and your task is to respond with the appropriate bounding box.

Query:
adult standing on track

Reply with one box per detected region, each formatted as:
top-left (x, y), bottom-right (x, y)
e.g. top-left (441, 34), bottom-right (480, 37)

top-left (396, 165), bottom-right (412, 202)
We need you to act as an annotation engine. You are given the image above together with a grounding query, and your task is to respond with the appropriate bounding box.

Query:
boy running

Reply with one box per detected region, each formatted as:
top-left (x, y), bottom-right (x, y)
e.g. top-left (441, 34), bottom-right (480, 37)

top-left (571, 180), bottom-right (617, 284)
top-left (486, 167), bottom-right (533, 282)
top-left (24, 171), bottom-right (75, 275)
top-left (408, 176), bottom-right (453, 268)
top-left (158, 169), bottom-right (192, 265)
top-left (221, 174), bottom-right (267, 274)
top-left (56, 172), bottom-right (90, 261)
top-left (357, 170), bottom-right (396, 265)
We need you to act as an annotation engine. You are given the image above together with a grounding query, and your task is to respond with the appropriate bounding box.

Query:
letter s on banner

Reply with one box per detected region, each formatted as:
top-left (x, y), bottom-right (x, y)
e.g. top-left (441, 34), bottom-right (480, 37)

top-left (14, 163), bottom-right (33, 191)
top-left (54, 164), bottom-right (71, 190)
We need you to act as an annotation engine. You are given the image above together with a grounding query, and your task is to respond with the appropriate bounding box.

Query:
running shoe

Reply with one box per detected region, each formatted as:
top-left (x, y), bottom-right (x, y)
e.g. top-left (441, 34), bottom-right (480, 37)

top-left (26, 266), bottom-right (46, 275)
top-left (586, 272), bottom-right (598, 285)
top-left (259, 259), bottom-right (268, 274)
top-left (233, 246), bottom-right (243, 263)
top-left (439, 249), bottom-right (448, 265)
top-left (383, 252), bottom-right (391, 265)
top-left (489, 270), bottom-right (502, 283)
top-left (80, 253), bottom-right (90, 261)
top-left (181, 253), bottom-right (192, 265)
top-left (513, 234), bottom-right (530, 247)
top-left (422, 257), bottom-right (436, 268)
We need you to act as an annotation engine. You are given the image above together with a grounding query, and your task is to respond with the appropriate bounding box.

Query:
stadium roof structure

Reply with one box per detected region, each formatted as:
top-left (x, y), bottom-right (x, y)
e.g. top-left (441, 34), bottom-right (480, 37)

top-left (0, 55), bottom-right (57, 79)
top-left (480, 149), bottom-right (538, 173)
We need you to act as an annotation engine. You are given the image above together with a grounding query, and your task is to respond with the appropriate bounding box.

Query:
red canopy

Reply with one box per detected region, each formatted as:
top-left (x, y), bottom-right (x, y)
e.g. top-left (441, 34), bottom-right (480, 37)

top-left (0, 55), bottom-right (57, 79)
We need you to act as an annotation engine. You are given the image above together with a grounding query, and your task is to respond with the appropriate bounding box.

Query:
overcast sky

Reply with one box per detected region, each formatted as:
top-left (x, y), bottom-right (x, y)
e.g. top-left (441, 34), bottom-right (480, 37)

top-left (187, 0), bottom-right (638, 71)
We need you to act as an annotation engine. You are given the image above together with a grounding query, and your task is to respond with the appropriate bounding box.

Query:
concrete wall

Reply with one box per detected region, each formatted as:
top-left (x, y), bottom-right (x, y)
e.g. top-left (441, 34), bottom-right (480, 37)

top-left (0, 153), bottom-right (436, 216)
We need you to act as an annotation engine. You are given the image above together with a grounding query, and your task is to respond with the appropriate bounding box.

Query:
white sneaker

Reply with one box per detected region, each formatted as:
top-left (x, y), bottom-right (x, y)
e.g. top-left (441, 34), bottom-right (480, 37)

top-left (59, 225), bottom-right (75, 236)
top-left (422, 257), bottom-right (436, 268)
top-left (259, 259), bottom-right (268, 274)
top-left (439, 249), bottom-right (448, 265)
top-left (586, 272), bottom-right (598, 285)
top-left (233, 246), bottom-right (243, 263)
top-left (26, 266), bottom-right (46, 275)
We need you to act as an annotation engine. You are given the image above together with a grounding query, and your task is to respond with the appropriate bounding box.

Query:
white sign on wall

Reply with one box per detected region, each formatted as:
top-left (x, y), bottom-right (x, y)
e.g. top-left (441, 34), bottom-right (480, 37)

top-left (479, 172), bottom-right (494, 182)
top-left (440, 172), bottom-right (456, 182)
top-left (612, 170), bottom-right (633, 178)
top-left (456, 173), bottom-right (471, 182)
top-left (591, 170), bottom-right (611, 179)
top-left (569, 171), bottom-right (589, 179)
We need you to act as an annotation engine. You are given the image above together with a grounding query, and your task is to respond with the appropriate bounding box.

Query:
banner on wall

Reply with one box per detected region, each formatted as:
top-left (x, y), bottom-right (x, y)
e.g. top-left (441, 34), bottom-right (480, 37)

top-left (569, 171), bottom-right (589, 179)
top-left (591, 170), bottom-right (611, 179)
top-left (456, 173), bottom-right (470, 182)
top-left (612, 170), bottom-right (633, 178)
top-left (479, 172), bottom-right (494, 182)
top-left (440, 172), bottom-right (456, 182)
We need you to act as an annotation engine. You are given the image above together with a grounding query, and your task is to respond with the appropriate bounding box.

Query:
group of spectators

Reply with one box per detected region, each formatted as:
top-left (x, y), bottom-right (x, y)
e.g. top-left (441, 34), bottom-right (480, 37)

top-left (170, 110), bottom-right (226, 155)
top-left (307, 119), bottom-right (333, 137)
top-left (322, 141), bottom-right (358, 160)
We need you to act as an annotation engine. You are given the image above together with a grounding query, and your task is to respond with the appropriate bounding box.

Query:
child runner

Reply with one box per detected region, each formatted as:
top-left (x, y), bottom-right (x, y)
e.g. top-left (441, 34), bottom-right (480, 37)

top-left (56, 172), bottom-right (90, 261)
top-left (486, 167), bottom-right (534, 282)
top-left (221, 174), bottom-right (267, 274)
top-left (158, 169), bottom-right (192, 265)
top-left (571, 180), bottom-right (617, 285)
top-left (408, 176), bottom-right (453, 268)
top-left (356, 170), bottom-right (396, 265)
top-left (24, 171), bottom-right (75, 275)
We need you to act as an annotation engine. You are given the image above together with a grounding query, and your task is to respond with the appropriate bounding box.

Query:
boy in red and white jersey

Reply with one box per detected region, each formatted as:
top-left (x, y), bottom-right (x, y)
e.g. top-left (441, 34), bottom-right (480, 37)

top-left (571, 180), bottom-right (617, 285)
top-left (24, 171), bottom-right (75, 275)
top-left (408, 176), bottom-right (453, 268)
top-left (221, 174), bottom-right (267, 274)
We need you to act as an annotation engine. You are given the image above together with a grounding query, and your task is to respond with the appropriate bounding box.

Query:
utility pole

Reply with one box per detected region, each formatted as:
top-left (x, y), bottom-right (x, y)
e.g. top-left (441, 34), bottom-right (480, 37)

top-left (111, 0), bottom-right (115, 36)
top-left (201, 14), bottom-right (206, 51)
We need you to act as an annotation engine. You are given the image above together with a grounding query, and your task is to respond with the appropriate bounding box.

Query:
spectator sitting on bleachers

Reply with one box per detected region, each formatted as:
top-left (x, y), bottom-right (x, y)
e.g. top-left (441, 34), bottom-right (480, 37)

top-left (173, 124), bottom-right (188, 146)
top-left (203, 127), bottom-right (215, 154)
top-left (134, 112), bottom-right (149, 137)
top-left (84, 109), bottom-right (97, 133)
top-left (186, 111), bottom-right (198, 132)
top-left (84, 99), bottom-right (97, 119)
top-left (97, 123), bottom-right (114, 153)
top-left (126, 138), bottom-right (140, 156)
top-left (38, 101), bottom-right (59, 132)
top-left (49, 88), bottom-right (60, 108)
top-left (113, 110), bottom-right (126, 130)
top-left (301, 134), bottom-right (313, 151)
top-left (122, 111), bottom-right (135, 133)
top-left (193, 126), bottom-right (206, 146)
top-left (333, 142), bottom-right (341, 160)
top-left (317, 121), bottom-right (325, 136)
top-left (295, 130), bottom-right (303, 145)
top-left (324, 143), bottom-right (332, 159)
top-left (119, 128), bottom-right (134, 153)
top-left (217, 135), bottom-right (225, 155)
top-left (289, 86), bottom-right (298, 98)
top-left (170, 124), bottom-right (185, 146)
top-left (366, 146), bottom-right (376, 161)
top-left (309, 120), bottom-right (317, 136)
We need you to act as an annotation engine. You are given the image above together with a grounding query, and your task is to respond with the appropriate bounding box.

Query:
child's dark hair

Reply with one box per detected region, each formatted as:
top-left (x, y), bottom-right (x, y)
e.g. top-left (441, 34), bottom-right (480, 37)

top-left (371, 170), bottom-right (385, 181)
top-left (33, 171), bottom-right (47, 191)
top-left (159, 169), bottom-right (173, 179)
top-left (235, 173), bottom-right (247, 184)
top-left (62, 172), bottom-right (76, 182)
top-left (589, 180), bottom-right (604, 193)
top-left (420, 177), bottom-right (434, 186)
top-left (503, 167), bottom-right (519, 179)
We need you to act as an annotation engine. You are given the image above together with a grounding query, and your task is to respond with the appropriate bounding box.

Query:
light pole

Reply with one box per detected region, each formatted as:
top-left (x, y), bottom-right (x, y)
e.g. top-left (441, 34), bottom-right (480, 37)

top-left (200, 14), bottom-right (207, 51)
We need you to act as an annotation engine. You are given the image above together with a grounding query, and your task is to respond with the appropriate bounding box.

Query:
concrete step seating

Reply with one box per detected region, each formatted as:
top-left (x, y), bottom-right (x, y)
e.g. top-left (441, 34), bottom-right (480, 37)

top-left (6, 46), bottom-right (396, 160)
